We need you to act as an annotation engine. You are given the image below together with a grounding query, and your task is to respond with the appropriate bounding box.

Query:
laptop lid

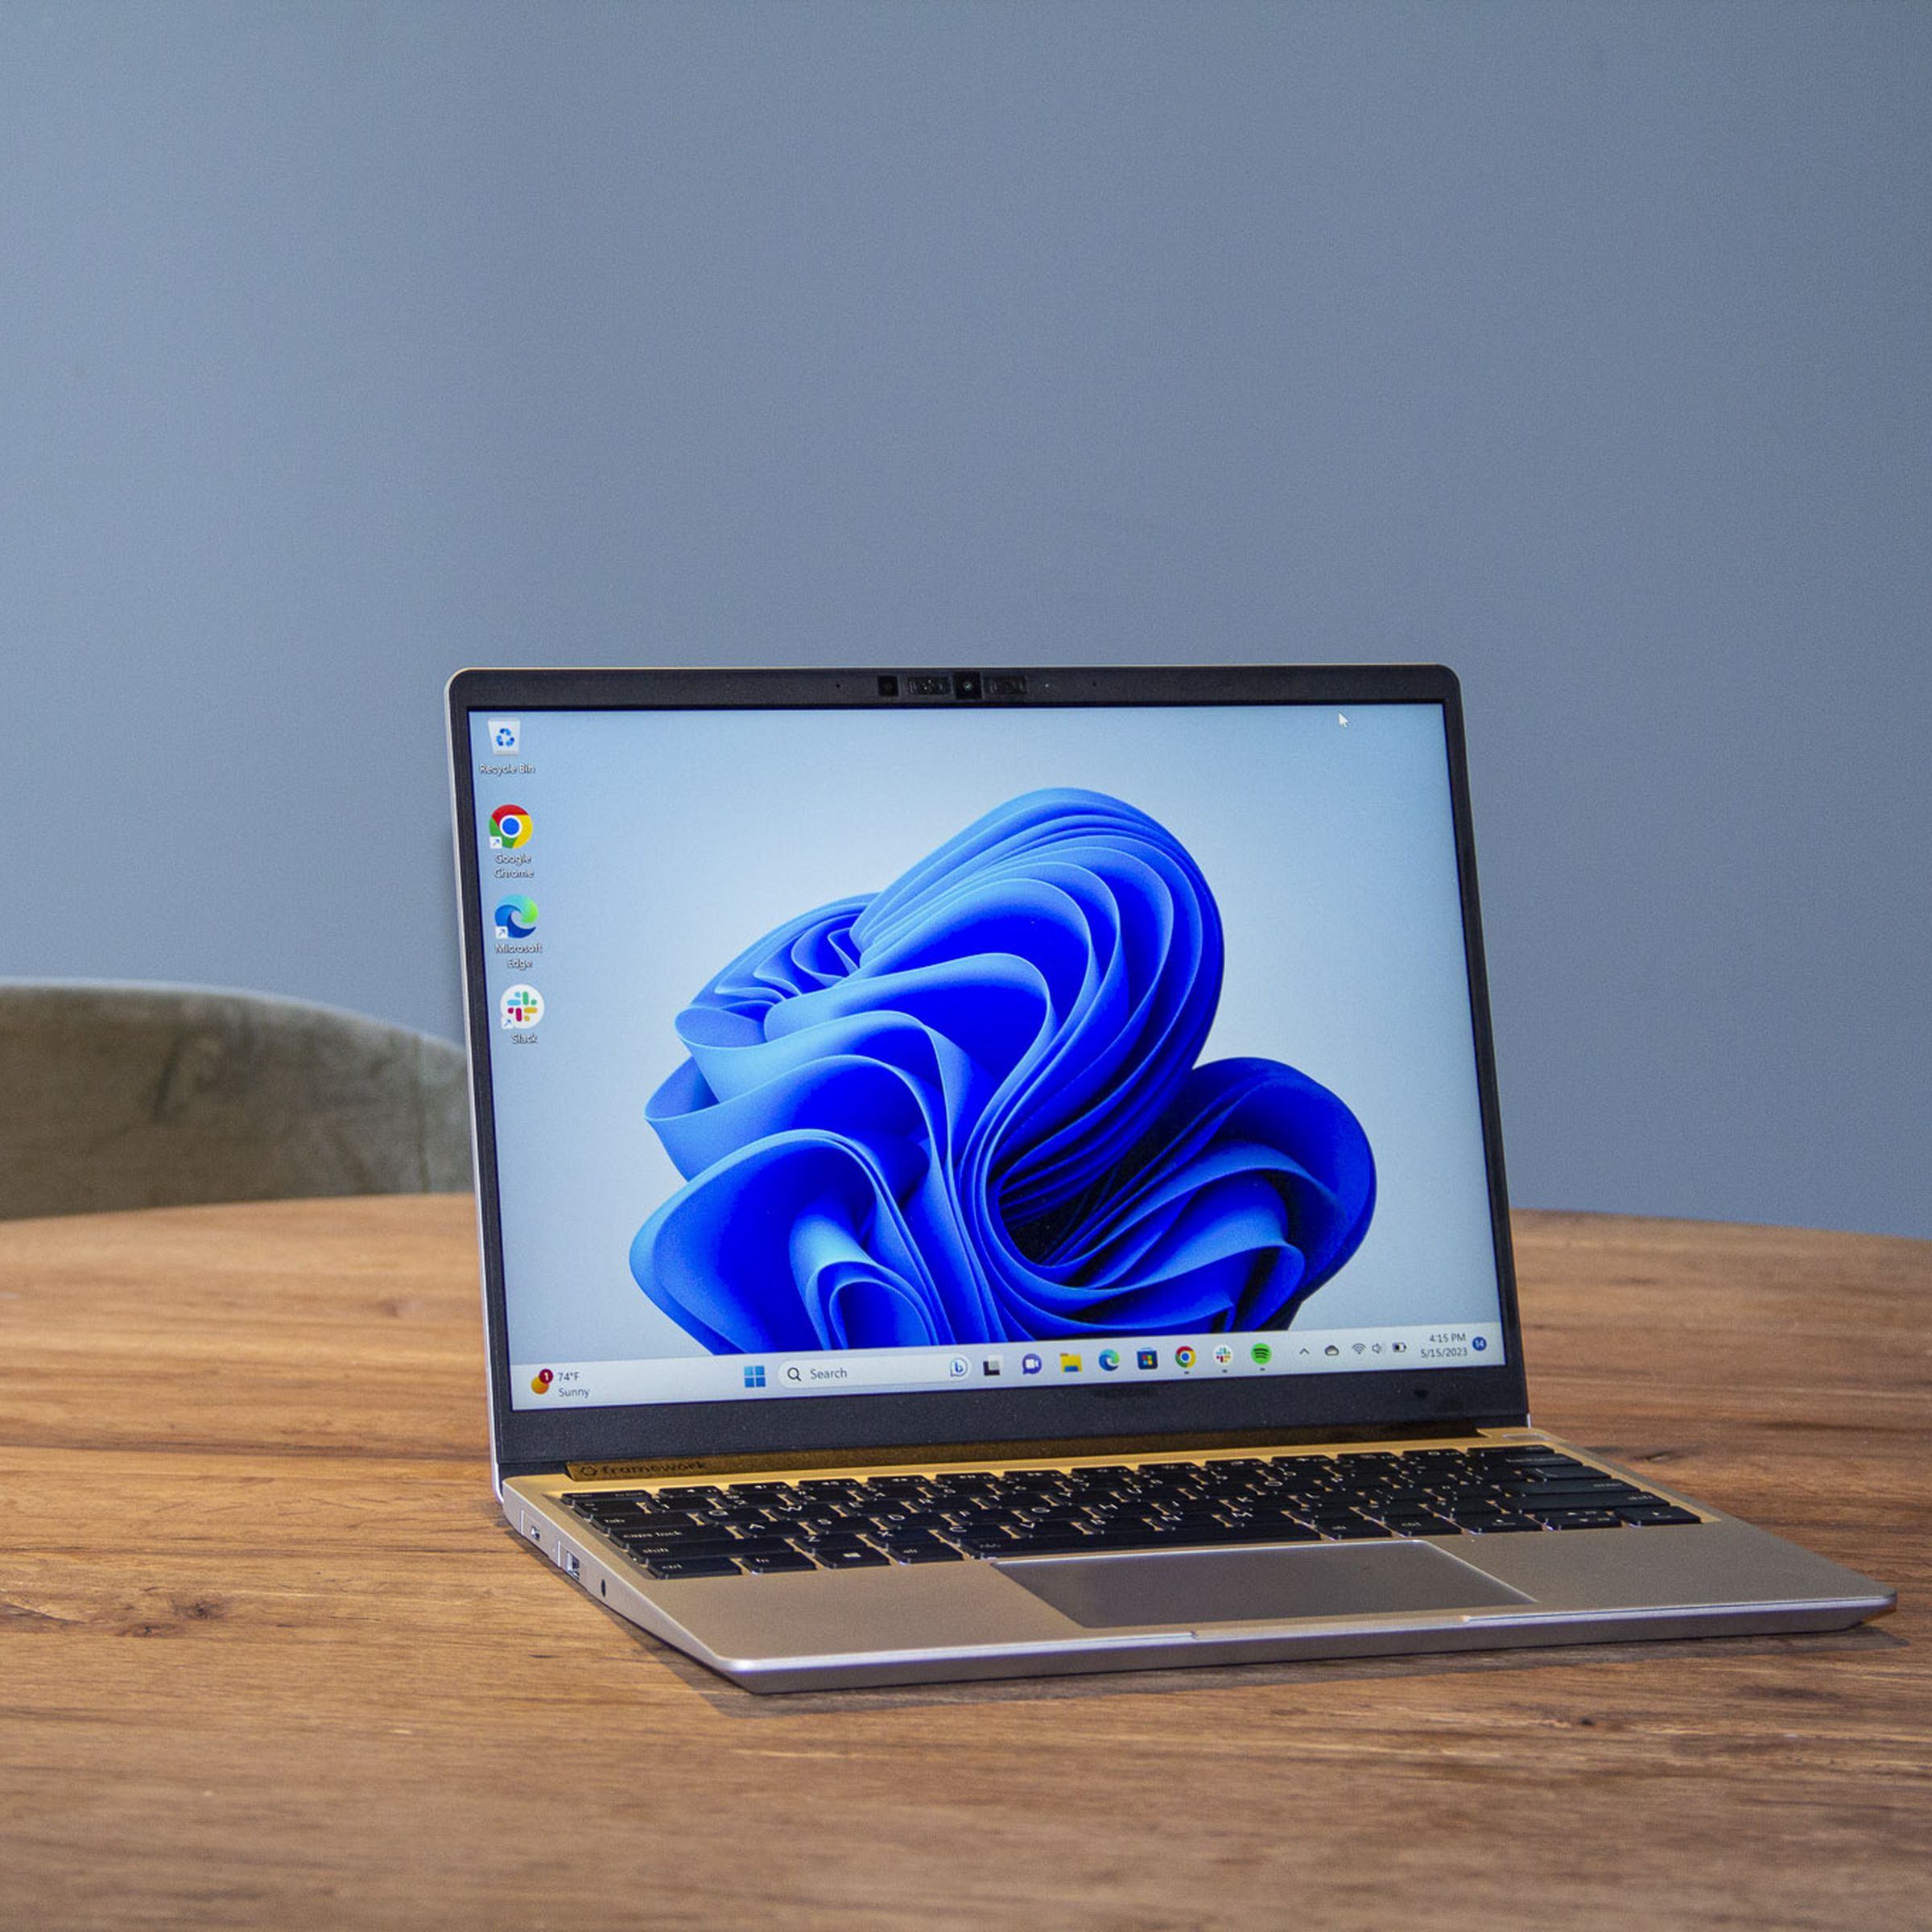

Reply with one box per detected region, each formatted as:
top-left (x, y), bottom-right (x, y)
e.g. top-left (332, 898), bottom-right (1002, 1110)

top-left (448, 666), bottom-right (1529, 1480)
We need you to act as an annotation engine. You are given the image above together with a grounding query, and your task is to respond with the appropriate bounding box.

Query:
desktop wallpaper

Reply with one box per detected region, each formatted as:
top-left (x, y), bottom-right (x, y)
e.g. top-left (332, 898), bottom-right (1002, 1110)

top-left (630, 786), bottom-right (1376, 1352)
top-left (473, 702), bottom-right (1503, 1389)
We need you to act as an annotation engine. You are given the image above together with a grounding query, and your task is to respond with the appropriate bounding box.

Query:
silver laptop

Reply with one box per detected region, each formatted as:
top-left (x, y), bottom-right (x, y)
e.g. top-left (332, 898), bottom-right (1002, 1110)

top-left (448, 664), bottom-right (1891, 1692)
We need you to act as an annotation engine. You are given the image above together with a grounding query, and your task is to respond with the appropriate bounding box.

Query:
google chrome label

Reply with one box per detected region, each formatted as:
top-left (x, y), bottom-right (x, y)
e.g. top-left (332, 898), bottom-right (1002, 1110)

top-left (494, 897), bottom-right (538, 940)
top-left (489, 803), bottom-right (532, 850)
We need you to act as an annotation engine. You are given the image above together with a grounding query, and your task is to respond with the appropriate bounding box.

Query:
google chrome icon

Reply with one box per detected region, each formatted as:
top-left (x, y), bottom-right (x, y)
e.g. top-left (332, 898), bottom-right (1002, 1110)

top-left (494, 897), bottom-right (538, 940)
top-left (489, 803), bottom-right (532, 850)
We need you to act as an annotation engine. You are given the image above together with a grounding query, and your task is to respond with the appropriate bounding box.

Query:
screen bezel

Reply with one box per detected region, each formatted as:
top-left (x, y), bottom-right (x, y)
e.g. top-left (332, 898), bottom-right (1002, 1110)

top-left (448, 663), bottom-right (1530, 1477)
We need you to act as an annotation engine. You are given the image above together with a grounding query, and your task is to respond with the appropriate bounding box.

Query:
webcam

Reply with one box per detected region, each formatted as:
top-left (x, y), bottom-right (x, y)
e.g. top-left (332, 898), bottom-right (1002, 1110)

top-left (876, 671), bottom-right (1028, 700)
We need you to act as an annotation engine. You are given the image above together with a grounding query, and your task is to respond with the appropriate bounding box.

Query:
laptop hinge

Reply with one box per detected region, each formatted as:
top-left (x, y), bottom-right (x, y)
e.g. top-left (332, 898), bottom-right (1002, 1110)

top-left (553, 1418), bottom-right (1531, 1484)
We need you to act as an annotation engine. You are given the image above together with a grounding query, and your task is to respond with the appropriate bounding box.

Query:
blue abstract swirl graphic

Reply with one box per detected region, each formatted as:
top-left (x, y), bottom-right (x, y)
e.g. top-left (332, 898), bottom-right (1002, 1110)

top-left (630, 789), bottom-right (1374, 1352)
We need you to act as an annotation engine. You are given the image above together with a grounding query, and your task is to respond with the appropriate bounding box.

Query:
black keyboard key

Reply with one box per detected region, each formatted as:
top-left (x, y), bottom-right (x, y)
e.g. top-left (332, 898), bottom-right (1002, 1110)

top-left (888, 1543), bottom-right (967, 1564)
top-left (1265, 1494), bottom-right (1331, 1517)
top-left (740, 1550), bottom-right (817, 1573)
top-left (1503, 1467), bottom-right (1629, 1488)
top-left (878, 1526), bottom-right (947, 1550)
top-left (1512, 1478), bottom-right (1648, 1499)
top-left (816, 1545), bottom-right (891, 1568)
top-left (642, 1557), bottom-right (740, 1579)
top-left (1530, 1509), bottom-right (1625, 1530)
top-left (1216, 1521), bottom-right (1323, 1545)
top-left (621, 1541), bottom-right (748, 1566)
top-left (1616, 1504), bottom-right (1701, 1526)
top-left (993, 1530), bottom-right (1117, 1556)
top-left (609, 1525), bottom-right (729, 1550)
top-left (787, 1507), bottom-right (863, 1530)
top-left (1001, 1522), bottom-right (1177, 1554)
top-left (1503, 1479), bottom-right (1633, 1501)
top-left (943, 1513), bottom-right (1025, 1537)
top-left (956, 1530), bottom-right (1019, 1554)
top-left (1015, 1515), bottom-right (1093, 1538)
top-left (853, 1517), bottom-right (922, 1539)
top-left (1320, 1520), bottom-right (1394, 1540)
top-left (1092, 1527), bottom-right (1229, 1554)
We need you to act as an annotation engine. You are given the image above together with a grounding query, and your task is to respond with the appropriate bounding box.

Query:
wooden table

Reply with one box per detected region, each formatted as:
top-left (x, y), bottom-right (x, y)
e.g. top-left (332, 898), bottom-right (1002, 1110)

top-left (3, 1198), bottom-right (1926, 1929)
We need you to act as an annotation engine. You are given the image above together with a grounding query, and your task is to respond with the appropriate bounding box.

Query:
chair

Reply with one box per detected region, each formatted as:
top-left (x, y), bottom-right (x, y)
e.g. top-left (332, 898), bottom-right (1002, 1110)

top-left (0, 981), bottom-right (473, 1218)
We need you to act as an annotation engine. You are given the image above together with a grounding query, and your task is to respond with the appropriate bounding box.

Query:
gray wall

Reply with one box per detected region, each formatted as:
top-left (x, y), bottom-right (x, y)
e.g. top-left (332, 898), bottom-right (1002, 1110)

top-left (6, 2), bottom-right (1927, 1236)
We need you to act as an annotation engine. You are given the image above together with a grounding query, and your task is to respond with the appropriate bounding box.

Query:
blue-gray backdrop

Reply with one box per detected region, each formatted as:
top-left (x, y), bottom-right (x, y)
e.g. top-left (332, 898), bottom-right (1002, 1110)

top-left (5, 2), bottom-right (1926, 1236)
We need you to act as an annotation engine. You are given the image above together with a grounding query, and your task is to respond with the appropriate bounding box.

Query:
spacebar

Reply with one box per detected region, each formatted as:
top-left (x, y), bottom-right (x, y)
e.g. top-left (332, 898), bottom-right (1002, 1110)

top-left (997, 1521), bottom-right (1324, 1557)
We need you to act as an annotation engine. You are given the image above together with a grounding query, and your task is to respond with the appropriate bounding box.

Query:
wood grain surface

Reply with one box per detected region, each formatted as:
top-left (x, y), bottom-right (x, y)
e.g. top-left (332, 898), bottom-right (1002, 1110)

top-left (2, 1196), bottom-right (1926, 1930)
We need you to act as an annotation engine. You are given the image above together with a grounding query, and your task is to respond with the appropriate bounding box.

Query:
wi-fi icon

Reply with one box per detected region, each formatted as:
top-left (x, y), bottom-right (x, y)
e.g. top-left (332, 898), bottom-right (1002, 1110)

top-left (1351, 1342), bottom-right (1366, 1355)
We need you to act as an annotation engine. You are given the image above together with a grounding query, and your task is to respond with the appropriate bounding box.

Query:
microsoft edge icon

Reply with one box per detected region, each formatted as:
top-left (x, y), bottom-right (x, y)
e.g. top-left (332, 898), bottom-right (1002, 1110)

top-left (494, 896), bottom-right (538, 941)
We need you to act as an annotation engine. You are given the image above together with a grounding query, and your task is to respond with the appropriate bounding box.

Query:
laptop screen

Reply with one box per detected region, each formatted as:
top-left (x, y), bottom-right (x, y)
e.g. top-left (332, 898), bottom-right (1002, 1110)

top-left (462, 687), bottom-right (1509, 1421)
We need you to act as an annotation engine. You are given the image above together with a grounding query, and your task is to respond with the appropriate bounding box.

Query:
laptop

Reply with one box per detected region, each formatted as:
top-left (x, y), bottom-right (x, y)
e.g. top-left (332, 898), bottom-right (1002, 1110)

top-left (448, 663), bottom-right (1892, 1692)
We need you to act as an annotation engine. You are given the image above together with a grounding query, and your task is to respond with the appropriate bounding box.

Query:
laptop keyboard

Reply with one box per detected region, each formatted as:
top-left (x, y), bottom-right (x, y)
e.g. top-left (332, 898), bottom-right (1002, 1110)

top-left (560, 1443), bottom-right (1701, 1580)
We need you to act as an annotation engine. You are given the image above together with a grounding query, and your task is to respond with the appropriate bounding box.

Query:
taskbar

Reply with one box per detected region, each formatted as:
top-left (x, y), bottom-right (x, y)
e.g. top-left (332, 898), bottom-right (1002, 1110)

top-left (511, 1321), bottom-right (1505, 1411)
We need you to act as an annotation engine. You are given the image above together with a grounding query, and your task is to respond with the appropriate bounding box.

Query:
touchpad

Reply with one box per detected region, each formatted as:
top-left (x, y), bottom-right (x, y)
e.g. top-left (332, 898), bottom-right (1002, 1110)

top-left (996, 1540), bottom-right (1533, 1629)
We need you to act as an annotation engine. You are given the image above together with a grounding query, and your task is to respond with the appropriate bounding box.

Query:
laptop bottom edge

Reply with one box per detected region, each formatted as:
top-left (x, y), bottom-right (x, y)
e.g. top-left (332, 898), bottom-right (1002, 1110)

top-left (700, 1593), bottom-right (1889, 1696)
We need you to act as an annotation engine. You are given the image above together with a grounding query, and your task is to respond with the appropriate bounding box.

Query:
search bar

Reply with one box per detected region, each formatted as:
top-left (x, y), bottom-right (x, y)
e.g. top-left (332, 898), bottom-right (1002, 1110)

top-left (781, 1354), bottom-right (968, 1389)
